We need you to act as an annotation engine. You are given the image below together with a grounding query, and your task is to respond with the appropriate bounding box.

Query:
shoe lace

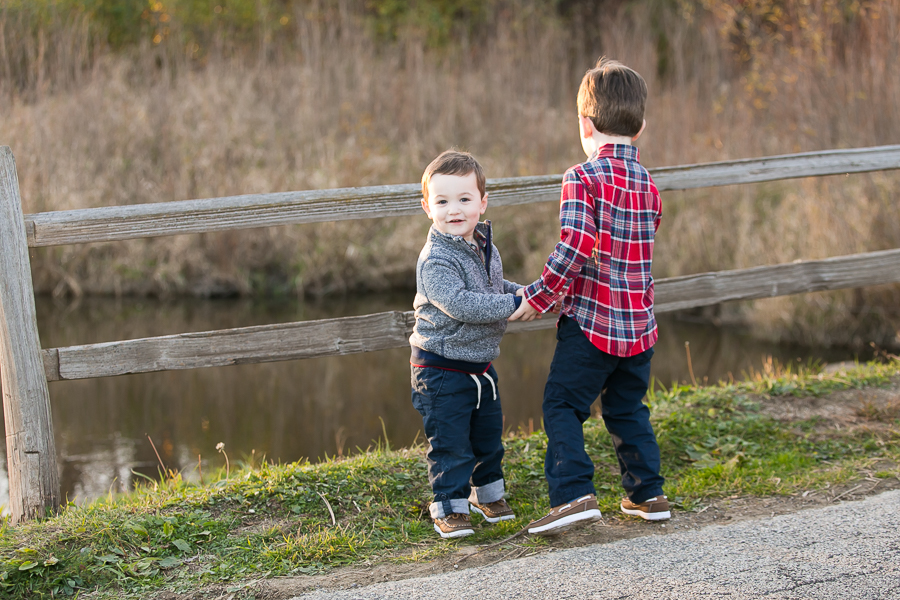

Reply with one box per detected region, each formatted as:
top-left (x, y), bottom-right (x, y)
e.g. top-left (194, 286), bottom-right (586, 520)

top-left (534, 507), bottom-right (555, 521)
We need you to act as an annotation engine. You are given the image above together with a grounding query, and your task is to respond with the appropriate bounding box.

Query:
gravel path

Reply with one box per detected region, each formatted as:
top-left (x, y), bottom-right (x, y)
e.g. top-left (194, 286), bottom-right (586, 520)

top-left (291, 489), bottom-right (900, 599)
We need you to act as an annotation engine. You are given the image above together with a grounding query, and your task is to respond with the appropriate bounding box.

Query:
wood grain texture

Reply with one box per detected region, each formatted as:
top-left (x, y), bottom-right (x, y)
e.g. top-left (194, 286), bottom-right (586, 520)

top-left (42, 248), bottom-right (900, 381)
top-left (24, 145), bottom-right (900, 247)
top-left (650, 144), bottom-right (900, 190)
top-left (46, 311), bottom-right (411, 381)
top-left (0, 147), bottom-right (60, 523)
top-left (653, 248), bottom-right (900, 312)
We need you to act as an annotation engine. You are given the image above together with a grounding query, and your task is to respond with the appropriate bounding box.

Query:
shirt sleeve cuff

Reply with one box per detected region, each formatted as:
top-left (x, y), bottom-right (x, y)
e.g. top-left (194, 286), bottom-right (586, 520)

top-left (523, 281), bottom-right (557, 313)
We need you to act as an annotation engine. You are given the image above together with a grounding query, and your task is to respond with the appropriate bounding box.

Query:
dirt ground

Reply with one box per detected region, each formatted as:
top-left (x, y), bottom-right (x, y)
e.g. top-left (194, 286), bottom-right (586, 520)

top-left (156, 374), bottom-right (900, 600)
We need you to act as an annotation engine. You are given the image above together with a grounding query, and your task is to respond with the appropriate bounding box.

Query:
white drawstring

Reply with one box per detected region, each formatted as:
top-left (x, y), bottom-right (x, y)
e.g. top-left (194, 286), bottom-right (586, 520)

top-left (469, 374), bottom-right (482, 409)
top-left (469, 371), bottom-right (498, 410)
top-left (483, 371), bottom-right (497, 402)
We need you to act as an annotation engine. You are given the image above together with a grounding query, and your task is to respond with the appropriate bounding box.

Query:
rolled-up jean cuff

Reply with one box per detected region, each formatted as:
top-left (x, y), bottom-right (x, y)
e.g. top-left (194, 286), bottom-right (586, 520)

top-left (429, 498), bottom-right (471, 519)
top-left (468, 479), bottom-right (505, 505)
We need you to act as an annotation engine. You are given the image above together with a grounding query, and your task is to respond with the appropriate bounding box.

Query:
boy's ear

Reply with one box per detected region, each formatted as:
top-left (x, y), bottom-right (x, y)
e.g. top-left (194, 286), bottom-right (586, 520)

top-left (632, 119), bottom-right (647, 142)
top-left (479, 192), bottom-right (489, 214)
top-left (421, 197), bottom-right (431, 217)
top-left (579, 114), bottom-right (595, 139)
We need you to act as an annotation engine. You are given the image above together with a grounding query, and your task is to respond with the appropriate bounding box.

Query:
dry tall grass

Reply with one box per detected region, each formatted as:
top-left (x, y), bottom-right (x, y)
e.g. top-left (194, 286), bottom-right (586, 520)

top-left (1, 0), bottom-right (898, 347)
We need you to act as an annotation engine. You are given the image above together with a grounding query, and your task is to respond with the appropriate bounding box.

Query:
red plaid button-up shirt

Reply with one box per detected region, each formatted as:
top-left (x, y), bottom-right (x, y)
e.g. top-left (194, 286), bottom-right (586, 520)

top-left (523, 144), bottom-right (662, 357)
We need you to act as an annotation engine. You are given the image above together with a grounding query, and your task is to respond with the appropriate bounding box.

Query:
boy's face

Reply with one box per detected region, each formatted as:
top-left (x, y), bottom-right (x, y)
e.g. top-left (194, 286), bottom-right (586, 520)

top-left (421, 172), bottom-right (487, 243)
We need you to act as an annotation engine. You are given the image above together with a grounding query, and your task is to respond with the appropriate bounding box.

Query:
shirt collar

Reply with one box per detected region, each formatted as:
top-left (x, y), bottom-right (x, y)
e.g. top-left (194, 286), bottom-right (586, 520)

top-left (472, 226), bottom-right (487, 249)
top-left (592, 143), bottom-right (640, 163)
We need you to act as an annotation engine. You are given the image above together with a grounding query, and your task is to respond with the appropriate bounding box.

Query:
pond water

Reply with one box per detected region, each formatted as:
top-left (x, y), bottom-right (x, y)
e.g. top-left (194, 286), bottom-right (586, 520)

top-left (0, 295), bottom-right (870, 508)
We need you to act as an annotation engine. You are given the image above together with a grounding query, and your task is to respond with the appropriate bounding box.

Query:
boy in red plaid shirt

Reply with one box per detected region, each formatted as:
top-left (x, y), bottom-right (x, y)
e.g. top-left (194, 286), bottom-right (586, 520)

top-left (510, 57), bottom-right (669, 535)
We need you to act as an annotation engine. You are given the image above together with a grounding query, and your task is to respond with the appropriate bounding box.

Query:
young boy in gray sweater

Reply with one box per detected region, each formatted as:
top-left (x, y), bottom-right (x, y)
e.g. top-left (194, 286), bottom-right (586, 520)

top-left (409, 150), bottom-right (524, 538)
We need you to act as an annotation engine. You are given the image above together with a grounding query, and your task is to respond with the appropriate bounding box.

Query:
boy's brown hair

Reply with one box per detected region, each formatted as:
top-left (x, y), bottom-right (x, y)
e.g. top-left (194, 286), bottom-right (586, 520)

top-left (577, 57), bottom-right (647, 137)
top-left (421, 150), bottom-right (486, 201)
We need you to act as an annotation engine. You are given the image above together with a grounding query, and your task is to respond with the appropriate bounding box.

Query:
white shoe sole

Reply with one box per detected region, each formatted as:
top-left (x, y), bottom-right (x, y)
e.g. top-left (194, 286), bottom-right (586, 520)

top-left (621, 506), bottom-right (671, 520)
top-left (527, 509), bottom-right (602, 535)
top-left (470, 504), bottom-right (515, 523)
top-left (434, 523), bottom-right (475, 539)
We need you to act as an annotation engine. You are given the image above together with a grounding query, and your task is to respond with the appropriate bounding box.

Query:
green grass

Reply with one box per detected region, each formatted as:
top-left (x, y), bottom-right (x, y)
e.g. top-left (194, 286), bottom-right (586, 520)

top-left (2, 359), bottom-right (898, 599)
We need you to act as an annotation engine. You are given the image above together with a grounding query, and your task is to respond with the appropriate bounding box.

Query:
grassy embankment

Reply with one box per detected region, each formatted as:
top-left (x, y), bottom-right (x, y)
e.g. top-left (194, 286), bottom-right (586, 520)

top-left (1, 0), bottom-right (899, 347)
top-left (2, 359), bottom-right (899, 598)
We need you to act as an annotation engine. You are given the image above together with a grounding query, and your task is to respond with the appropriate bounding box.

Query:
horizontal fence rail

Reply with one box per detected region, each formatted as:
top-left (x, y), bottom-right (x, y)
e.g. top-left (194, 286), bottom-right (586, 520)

top-left (41, 247), bottom-right (900, 382)
top-left (24, 145), bottom-right (900, 247)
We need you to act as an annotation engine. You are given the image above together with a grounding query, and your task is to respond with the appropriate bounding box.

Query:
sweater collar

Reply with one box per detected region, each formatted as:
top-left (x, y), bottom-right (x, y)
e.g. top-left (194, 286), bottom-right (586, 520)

top-left (430, 221), bottom-right (492, 245)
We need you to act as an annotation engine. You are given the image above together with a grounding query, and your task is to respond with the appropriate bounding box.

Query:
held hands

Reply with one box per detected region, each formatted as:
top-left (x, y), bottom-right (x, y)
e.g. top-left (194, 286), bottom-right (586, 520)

top-left (509, 288), bottom-right (542, 321)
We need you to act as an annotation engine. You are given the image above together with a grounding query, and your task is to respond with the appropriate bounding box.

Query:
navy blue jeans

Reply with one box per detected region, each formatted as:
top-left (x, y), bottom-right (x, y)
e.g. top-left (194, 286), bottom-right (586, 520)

top-left (543, 316), bottom-right (664, 507)
top-left (411, 365), bottom-right (506, 519)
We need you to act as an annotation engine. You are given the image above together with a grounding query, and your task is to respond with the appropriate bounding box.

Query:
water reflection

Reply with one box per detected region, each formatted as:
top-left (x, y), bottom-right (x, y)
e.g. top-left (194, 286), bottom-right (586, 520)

top-left (0, 295), bottom-right (868, 507)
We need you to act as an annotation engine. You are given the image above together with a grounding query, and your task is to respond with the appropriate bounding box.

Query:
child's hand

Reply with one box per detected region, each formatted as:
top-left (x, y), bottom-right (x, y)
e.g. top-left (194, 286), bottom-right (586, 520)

top-left (509, 299), bottom-right (541, 321)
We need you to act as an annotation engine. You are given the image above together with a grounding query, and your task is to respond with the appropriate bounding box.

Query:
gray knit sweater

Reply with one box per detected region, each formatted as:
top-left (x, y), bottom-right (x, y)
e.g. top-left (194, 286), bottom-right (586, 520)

top-left (409, 222), bottom-right (522, 363)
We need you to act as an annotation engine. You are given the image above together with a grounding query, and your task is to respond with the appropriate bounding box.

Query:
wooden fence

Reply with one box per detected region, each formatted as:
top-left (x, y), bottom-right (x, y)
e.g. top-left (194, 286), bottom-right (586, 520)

top-left (2, 144), bottom-right (900, 524)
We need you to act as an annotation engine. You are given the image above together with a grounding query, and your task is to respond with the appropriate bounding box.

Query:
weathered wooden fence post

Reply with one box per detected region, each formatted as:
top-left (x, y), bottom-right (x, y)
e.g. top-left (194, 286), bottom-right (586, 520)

top-left (0, 146), bottom-right (59, 523)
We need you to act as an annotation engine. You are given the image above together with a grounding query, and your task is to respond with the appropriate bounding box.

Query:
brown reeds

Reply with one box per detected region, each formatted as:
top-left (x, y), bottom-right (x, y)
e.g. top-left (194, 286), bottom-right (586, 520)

top-left (1, 0), bottom-right (898, 347)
